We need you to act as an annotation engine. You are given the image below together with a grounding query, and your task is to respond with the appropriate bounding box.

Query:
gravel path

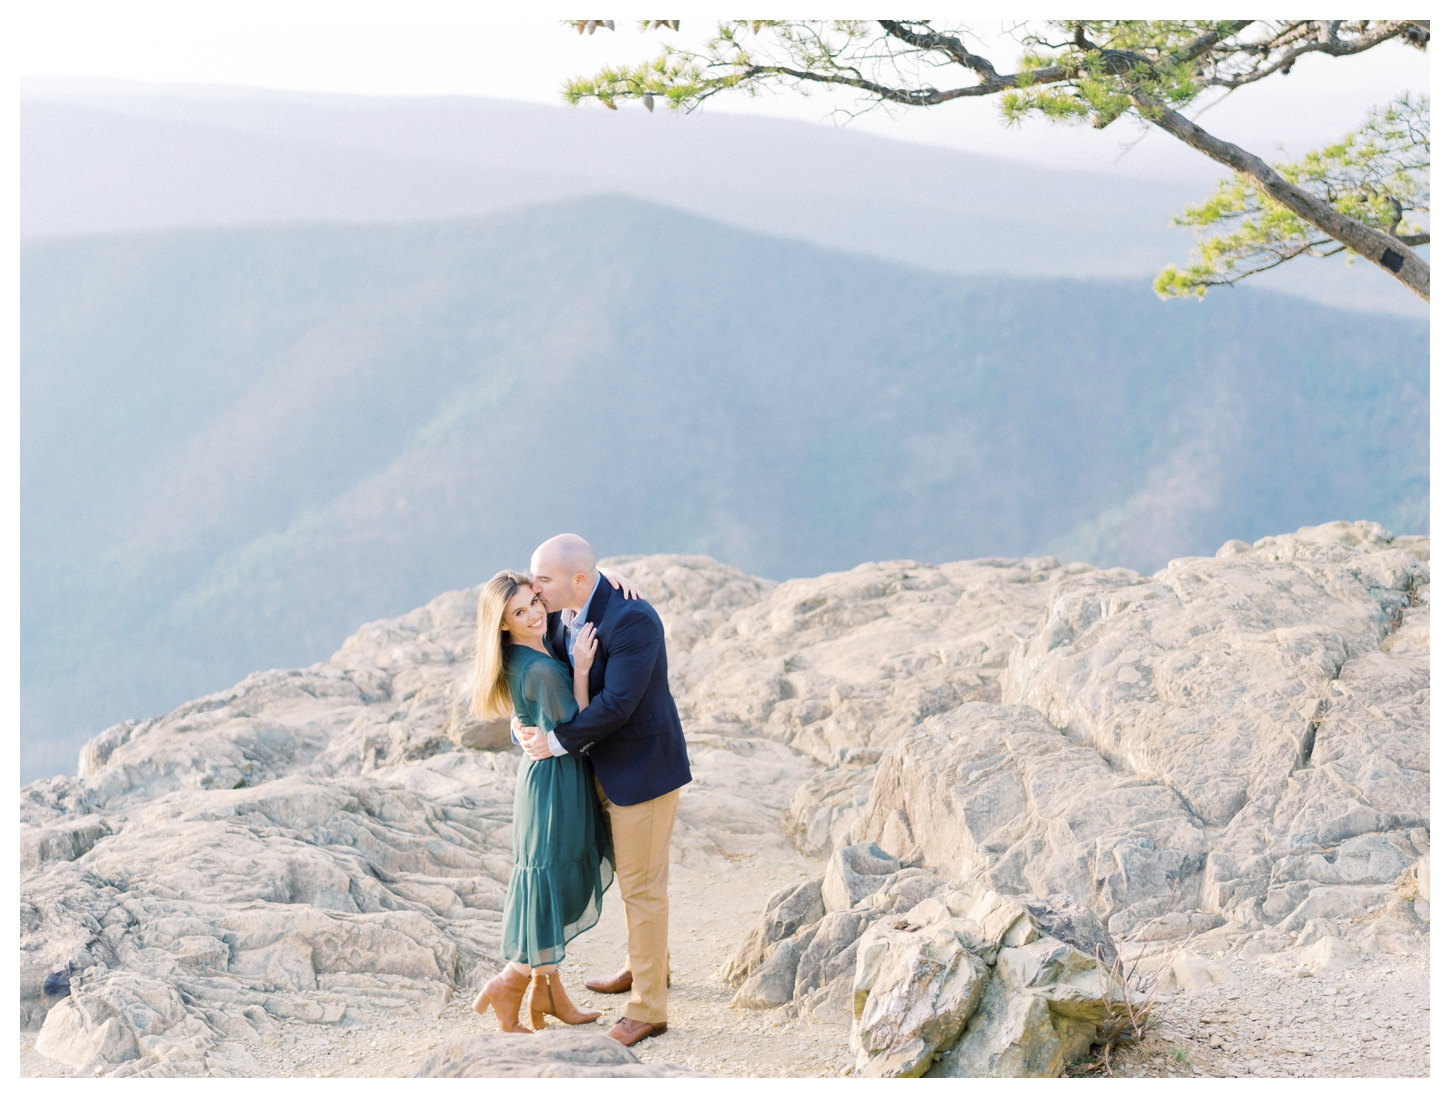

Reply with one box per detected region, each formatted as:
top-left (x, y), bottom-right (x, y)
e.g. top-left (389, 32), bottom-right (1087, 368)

top-left (1135, 952), bottom-right (1432, 1078)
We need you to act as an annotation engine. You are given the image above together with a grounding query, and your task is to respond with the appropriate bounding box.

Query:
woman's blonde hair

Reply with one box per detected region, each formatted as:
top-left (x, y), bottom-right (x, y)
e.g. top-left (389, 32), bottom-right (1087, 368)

top-left (471, 569), bottom-right (534, 720)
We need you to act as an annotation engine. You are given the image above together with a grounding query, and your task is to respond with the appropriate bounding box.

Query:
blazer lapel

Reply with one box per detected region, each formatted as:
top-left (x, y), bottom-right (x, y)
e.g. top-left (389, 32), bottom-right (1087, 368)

top-left (584, 579), bottom-right (614, 695)
top-left (584, 576), bottom-right (612, 627)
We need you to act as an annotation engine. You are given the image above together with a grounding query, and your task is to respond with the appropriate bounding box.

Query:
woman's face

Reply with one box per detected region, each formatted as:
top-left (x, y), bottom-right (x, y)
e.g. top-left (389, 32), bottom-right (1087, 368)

top-left (502, 585), bottom-right (548, 642)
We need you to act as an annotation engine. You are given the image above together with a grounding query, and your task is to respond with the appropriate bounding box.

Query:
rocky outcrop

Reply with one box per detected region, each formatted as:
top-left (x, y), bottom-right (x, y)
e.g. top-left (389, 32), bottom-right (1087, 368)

top-left (725, 851), bottom-right (1129, 1078)
top-left (840, 523), bottom-right (1430, 946)
top-left (18, 559), bottom-right (810, 1076)
top-left (669, 554), bottom-right (1098, 851)
top-left (859, 703), bottom-right (1210, 931)
top-left (20, 523), bottom-right (1431, 1077)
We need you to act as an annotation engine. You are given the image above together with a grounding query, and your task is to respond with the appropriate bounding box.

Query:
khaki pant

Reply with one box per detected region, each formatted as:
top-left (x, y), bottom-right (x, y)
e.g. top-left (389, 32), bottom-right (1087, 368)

top-left (596, 778), bottom-right (678, 1024)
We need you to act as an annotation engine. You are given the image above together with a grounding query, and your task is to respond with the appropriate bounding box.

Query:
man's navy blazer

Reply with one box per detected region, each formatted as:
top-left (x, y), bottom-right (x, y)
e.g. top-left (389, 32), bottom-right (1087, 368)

top-left (547, 580), bottom-right (692, 807)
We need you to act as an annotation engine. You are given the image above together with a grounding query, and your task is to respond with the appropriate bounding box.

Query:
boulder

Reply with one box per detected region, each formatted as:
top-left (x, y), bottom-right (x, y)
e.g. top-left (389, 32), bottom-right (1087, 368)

top-left (996, 935), bottom-right (1106, 1011)
top-left (412, 1030), bottom-right (705, 1077)
top-left (720, 878), bottom-right (825, 987)
top-left (929, 980), bottom-right (1073, 1078)
top-left (860, 703), bottom-right (1208, 934)
top-left (1004, 522), bottom-right (1424, 825)
top-left (823, 842), bottom-right (900, 912)
top-left (794, 909), bottom-right (883, 1001)
top-left (928, 930), bottom-right (1120, 1078)
top-left (1000, 523), bottom-right (1428, 935)
top-left (35, 998), bottom-right (140, 1071)
top-left (724, 863), bottom-right (1130, 1080)
top-left (1166, 952), bottom-right (1236, 992)
top-left (732, 924), bottom-right (818, 1009)
top-left (1295, 935), bottom-right (1360, 974)
top-left (850, 919), bottom-right (991, 1078)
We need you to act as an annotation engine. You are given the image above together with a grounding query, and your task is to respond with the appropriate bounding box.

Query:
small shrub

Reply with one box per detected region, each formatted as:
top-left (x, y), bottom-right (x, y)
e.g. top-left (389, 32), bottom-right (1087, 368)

top-left (1088, 936), bottom-right (1187, 1076)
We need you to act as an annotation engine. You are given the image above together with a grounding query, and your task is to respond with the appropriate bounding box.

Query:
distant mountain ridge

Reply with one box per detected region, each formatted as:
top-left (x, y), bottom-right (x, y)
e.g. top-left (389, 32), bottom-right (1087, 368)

top-left (20, 81), bottom-right (1425, 318)
top-left (20, 196), bottom-right (1427, 781)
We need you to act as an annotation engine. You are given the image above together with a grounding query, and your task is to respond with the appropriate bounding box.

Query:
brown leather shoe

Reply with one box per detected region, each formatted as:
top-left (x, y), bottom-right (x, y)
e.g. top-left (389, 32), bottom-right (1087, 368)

top-left (584, 968), bottom-right (671, 993)
top-left (606, 1017), bottom-right (667, 1046)
top-left (585, 968), bottom-right (633, 994)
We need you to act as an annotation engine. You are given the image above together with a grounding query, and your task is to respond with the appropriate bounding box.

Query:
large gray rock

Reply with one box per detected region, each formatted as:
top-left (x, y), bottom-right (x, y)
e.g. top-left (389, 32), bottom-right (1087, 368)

top-left (723, 864), bottom-right (1125, 1078)
top-left (850, 919), bottom-right (991, 1078)
top-left (924, 920), bottom-right (1121, 1078)
top-left (859, 703), bottom-right (1209, 932)
top-left (928, 979), bottom-right (1072, 1078)
top-left (673, 556), bottom-right (1092, 850)
top-left (720, 878), bottom-right (825, 987)
top-left (999, 522), bottom-right (1429, 935)
top-left (794, 909), bottom-right (883, 1001)
top-left (731, 924), bottom-right (819, 1009)
top-left (822, 842), bottom-right (900, 912)
top-left (1005, 523), bottom-right (1424, 826)
top-left (851, 524), bottom-right (1431, 944)
top-left (412, 1031), bottom-right (705, 1077)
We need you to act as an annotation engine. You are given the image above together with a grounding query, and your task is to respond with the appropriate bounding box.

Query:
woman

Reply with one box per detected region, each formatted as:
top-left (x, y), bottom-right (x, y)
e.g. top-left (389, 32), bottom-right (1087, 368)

top-left (469, 569), bottom-right (615, 1033)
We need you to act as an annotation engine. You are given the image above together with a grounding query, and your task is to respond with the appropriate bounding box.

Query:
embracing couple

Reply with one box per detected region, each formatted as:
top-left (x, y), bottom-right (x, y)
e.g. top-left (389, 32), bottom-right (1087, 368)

top-left (467, 533), bottom-right (689, 1047)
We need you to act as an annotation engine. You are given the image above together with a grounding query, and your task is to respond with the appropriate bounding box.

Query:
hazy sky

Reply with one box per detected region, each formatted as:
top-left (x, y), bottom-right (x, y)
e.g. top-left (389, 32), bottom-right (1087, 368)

top-left (18, 3), bottom-right (1433, 185)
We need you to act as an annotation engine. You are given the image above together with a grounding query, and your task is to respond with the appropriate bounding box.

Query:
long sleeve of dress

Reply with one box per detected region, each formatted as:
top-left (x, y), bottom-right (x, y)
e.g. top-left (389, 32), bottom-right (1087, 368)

top-left (520, 660), bottom-right (580, 734)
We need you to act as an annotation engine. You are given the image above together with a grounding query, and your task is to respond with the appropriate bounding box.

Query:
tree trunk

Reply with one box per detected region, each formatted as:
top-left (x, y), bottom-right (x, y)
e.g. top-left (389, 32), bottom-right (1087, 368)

top-left (1137, 97), bottom-right (1430, 303)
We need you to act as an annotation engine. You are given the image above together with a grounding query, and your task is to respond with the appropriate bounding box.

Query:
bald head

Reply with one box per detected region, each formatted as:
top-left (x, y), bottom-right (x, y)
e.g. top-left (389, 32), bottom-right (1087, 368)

top-left (530, 533), bottom-right (599, 613)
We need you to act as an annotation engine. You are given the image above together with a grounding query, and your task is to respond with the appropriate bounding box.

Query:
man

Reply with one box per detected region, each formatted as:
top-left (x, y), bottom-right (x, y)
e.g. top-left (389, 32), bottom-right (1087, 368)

top-left (515, 533), bottom-right (691, 1047)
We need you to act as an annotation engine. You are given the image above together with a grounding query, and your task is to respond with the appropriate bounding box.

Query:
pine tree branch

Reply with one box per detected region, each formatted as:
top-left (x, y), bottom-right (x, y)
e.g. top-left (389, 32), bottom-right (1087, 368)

top-left (1207, 20), bottom-right (1423, 90)
top-left (1135, 95), bottom-right (1430, 301)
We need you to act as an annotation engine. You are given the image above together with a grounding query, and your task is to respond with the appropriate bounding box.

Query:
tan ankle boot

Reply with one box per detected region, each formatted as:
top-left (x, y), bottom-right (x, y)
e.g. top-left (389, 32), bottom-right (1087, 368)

top-left (475, 965), bottom-right (532, 1034)
top-left (529, 971), bottom-right (602, 1028)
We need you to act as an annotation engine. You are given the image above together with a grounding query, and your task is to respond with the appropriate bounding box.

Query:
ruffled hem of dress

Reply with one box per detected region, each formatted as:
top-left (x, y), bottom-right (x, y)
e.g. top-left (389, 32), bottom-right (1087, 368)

top-left (501, 857), bottom-right (616, 968)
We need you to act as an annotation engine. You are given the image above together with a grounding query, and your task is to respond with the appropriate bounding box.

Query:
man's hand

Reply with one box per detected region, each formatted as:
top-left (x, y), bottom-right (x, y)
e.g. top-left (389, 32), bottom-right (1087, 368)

top-left (514, 717), bottom-right (553, 761)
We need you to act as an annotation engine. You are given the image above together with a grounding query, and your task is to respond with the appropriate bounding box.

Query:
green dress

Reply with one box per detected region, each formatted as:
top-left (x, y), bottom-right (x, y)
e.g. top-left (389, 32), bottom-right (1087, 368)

top-left (501, 641), bottom-right (615, 967)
